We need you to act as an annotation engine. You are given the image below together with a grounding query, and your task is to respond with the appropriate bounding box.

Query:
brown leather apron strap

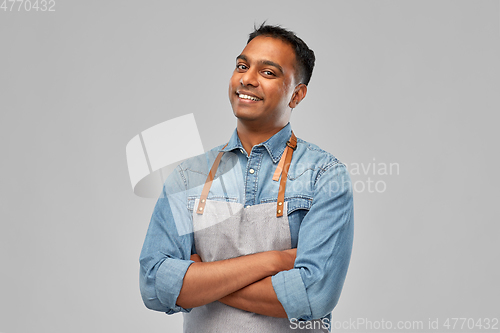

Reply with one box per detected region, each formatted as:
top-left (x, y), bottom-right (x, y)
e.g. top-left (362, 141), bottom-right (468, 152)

top-left (196, 145), bottom-right (227, 215)
top-left (196, 132), bottom-right (297, 217)
top-left (276, 131), bottom-right (297, 217)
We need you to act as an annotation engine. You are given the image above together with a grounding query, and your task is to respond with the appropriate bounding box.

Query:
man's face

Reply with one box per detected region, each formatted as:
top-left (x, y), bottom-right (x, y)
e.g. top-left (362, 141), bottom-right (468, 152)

top-left (228, 36), bottom-right (299, 129)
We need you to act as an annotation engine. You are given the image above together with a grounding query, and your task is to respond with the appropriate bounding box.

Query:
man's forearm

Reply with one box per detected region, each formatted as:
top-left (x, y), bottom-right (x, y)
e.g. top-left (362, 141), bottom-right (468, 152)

top-left (176, 251), bottom-right (289, 308)
top-left (218, 276), bottom-right (288, 318)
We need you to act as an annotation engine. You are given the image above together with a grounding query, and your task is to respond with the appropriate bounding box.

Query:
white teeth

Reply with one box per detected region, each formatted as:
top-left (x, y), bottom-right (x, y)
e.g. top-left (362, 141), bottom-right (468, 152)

top-left (238, 93), bottom-right (260, 101)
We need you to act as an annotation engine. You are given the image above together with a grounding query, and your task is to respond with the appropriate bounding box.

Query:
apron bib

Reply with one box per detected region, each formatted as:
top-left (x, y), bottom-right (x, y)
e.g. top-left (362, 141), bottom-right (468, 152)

top-left (183, 132), bottom-right (328, 332)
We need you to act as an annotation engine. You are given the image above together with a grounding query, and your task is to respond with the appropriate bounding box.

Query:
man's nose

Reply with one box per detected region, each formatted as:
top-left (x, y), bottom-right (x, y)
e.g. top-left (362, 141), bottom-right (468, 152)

top-left (240, 69), bottom-right (259, 87)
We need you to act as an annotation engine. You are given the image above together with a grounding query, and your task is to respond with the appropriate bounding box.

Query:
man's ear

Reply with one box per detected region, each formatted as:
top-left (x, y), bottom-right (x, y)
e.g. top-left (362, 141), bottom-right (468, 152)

top-left (289, 84), bottom-right (308, 108)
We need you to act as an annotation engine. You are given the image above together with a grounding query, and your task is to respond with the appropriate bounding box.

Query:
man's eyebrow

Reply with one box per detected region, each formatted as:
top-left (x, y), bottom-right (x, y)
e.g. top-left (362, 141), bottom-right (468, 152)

top-left (236, 54), bottom-right (284, 75)
top-left (236, 54), bottom-right (248, 62)
top-left (260, 60), bottom-right (284, 75)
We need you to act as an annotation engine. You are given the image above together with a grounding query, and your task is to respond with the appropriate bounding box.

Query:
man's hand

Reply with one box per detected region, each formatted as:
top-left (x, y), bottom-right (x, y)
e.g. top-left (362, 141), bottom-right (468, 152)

top-left (278, 248), bottom-right (297, 271)
top-left (190, 253), bottom-right (202, 263)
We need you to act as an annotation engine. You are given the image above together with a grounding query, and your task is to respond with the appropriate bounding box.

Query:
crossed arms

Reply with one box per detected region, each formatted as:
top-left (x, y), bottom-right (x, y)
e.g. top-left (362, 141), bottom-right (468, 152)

top-left (139, 162), bottom-right (354, 320)
top-left (176, 249), bottom-right (297, 318)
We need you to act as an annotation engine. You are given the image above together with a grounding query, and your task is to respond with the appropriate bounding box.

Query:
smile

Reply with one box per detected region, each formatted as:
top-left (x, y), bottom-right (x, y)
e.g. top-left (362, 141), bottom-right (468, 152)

top-left (238, 93), bottom-right (261, 101)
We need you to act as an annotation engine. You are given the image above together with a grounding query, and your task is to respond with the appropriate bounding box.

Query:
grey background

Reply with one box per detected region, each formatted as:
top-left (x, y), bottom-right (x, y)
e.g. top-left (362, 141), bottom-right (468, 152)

top-left (1, 1), bottom-right (499, 332)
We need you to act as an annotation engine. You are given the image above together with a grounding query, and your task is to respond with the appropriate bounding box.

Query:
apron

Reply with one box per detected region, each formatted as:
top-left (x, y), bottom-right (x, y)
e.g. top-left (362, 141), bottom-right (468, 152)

top-left (183, 132), bottom-right (328, 333)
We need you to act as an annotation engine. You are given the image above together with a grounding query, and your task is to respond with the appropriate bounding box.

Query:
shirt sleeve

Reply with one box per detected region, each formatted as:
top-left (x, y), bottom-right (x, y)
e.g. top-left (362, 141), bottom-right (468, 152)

top-left (272, 162), bottom-right (354, 320)
top-left (139, 166), bottom-right (195, 314)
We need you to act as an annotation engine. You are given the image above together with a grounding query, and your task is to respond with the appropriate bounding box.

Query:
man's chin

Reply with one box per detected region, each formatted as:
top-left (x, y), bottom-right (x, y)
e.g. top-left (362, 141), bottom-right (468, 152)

top-left (234, 112), bottom-right (261, 123)
top-left (232, 108), bottom-right (260, 121)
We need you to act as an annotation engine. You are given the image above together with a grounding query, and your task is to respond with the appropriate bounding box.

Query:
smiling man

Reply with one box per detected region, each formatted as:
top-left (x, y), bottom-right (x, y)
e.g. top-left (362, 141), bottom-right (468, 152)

top-left (139, 24), bottom-right (354, 333)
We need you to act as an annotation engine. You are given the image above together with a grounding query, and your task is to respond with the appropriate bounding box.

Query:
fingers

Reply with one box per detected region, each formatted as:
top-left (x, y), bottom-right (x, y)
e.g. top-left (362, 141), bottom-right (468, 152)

top-left (190, 254), bottom-right (202, 262)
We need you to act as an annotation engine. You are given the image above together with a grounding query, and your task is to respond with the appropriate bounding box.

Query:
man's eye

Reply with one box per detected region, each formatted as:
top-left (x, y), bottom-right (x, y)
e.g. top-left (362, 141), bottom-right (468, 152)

top-left (263, 70), bottom-right (275, 76)
top-left (237, 64), bottom-right (248, 70)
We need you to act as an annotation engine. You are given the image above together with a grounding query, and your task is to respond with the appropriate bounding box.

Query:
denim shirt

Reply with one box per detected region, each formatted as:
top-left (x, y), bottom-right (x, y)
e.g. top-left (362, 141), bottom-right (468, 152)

top-left (139, 123), bottom-right (354, 323)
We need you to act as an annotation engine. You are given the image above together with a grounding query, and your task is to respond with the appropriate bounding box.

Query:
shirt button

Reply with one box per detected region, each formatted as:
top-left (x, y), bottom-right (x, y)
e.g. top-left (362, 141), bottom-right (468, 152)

top-left (249, 168), bottom-right (255, 174)
top-left (245, 205), bottom-right (250, 208)
top-left (240, 149), bottom-right (244, 154)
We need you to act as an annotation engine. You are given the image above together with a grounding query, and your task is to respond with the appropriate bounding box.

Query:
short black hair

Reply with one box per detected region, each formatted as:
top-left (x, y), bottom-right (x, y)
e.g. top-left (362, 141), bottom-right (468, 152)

top-left (248, 23), bottom-right (315, 86)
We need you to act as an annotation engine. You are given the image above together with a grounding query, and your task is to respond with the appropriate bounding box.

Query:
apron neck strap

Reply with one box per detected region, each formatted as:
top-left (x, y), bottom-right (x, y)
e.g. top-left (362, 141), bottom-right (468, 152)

top-left (196, 144), bottom-right (227, 214)
top-left (276, 131), bottom-right (296, 217)
top-left (196, 131), bottom-right (297, 217)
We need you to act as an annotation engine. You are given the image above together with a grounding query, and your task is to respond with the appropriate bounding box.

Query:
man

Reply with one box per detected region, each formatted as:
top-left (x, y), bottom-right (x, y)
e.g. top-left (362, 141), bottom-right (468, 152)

top-left (139, 24), bottom-right (354, 332)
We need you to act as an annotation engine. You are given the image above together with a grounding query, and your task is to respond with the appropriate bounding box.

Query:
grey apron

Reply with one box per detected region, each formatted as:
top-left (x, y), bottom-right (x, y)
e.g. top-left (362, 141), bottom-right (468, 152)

top-left (183, 133), bottom-right (328, 333)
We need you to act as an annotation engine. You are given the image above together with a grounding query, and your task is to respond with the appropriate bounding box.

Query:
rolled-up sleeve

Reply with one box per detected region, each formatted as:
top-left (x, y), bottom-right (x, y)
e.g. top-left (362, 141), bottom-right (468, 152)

top-left (139, 167), bottom-right (195, 314)
top-left (272, 162), bottom-right (354, 320)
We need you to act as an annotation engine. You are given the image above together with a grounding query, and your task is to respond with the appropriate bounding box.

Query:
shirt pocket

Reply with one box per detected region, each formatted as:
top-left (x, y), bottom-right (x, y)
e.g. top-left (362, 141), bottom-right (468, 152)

top-left (260, 195), bottom-right (312, 215)
top-left (187, 195), bottom-right (238, 213)
top-left (286, 195), bottom-right (313, 215)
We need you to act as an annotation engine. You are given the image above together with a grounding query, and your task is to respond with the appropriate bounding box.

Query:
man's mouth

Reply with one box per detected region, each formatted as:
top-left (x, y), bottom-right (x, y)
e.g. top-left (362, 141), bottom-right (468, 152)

top-left (237, 92), bottom-right (262, 101)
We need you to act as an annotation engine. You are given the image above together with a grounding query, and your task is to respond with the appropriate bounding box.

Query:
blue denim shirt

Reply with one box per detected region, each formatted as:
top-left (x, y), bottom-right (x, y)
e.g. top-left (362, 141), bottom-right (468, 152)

top-left (139, 123), bottom-right (354, 323)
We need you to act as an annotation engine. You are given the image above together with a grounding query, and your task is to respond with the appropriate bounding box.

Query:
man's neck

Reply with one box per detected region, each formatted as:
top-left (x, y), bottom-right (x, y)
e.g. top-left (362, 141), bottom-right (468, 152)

top-left (236, 121), bottom-right (288, 155)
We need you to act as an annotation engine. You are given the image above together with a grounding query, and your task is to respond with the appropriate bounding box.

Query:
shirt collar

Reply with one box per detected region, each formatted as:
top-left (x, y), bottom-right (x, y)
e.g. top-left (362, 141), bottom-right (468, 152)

top-left (221, 123), bottom-right (292, 163)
